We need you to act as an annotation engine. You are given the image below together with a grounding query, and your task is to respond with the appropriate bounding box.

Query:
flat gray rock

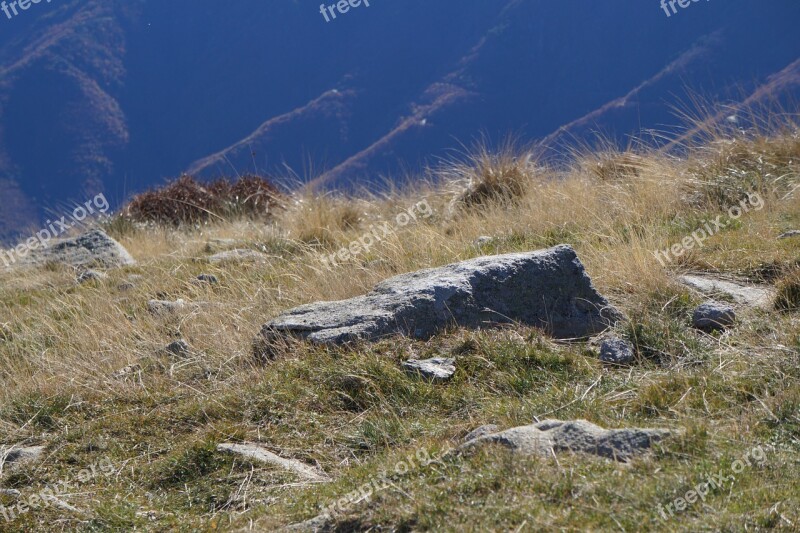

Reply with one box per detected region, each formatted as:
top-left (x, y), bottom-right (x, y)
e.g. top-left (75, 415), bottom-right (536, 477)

top-left (7, 229), bottom-right (135, 270)
top-left (218, 443), bottom-right (329, 483)
top-left (463, 424), bottom-right (500, 442)
top-left (778, 230), bottom-right (800, 239)
top-left (599, 337), bottom-right (635, 365)
top-left (0, 445), bottom-right (45, 472)
top-left (693, 301), bottom-right (736, 331)
top-left (403, 357), bottom-right (456, 382)
top-left (148, 299), bottom-right (187, 315)
top-left (256, 245), bottom-right (620, 358)
top-left (679, 275), bottom-right (775, 309)
top-left (459, 419), bottom-right (671, 462)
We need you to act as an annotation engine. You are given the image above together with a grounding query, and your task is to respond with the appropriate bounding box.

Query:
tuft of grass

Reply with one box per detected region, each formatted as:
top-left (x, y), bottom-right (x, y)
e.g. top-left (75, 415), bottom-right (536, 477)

top-left (775, 267), bottom-right (800, 311)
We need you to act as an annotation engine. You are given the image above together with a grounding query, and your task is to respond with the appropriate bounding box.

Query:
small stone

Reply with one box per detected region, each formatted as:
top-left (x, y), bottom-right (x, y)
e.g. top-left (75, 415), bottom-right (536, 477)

top-left (778, 230), bottom-right (800, 239)
top-left (463, 424), bottom-right (500, 442)
top-left (217, 443), bottom-right (330, 482)
top-left (474, 236), bottom-right (494, 246)
top-left (165, 339), bottom-right (190, 358)
top-left (147, 299), bottom-right (186, 315)
top-left (692, 301), bottom-right (736, 331)
top-left (77, 270), bottom-right (108, 283)
top-left (403, 357), bottom-right (456, 382)
top-left (0, 445), bottom-right (46, 470)
top-left (599, 337), bottom-right (635, 365)
top-left (195, 274), bottom-right (219, 285)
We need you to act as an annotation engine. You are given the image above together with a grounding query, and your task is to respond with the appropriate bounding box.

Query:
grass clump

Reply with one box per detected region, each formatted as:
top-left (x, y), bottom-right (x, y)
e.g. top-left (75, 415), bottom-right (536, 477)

top-left (774, 267), bottom-right (800, 311)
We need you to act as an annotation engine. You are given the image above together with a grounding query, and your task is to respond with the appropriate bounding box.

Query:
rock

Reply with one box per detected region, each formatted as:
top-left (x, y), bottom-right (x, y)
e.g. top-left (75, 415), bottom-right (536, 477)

top-left (256, 245), bottom-right (620, 358)
top-left (147, 299), bottom-right (186, 315)
top-left (692, 301), bottom-right (736, 331)
top-left (0, 445), bottom-right (45, 470)
top-left (195, 274), bottom-right (219, 285)
top-left (14, 229), bottom-right (134, 270)
top-left (459, 419), bottom-right (671, 462)
top-left (111, 364), bottom-right (142, 380)
top-left (165, 339), bottom-right (190, 358)
top-left (217, 443), bottom-right (330, 483)
top-left (208, 249), bottom-right (268, 264)
top-left (679, 275), bottom-right (774, 309)
top-left (77, 270), bottom-right (108, 283)
top-left (778, 230), bottom-right (800, 239)
top-left (283, 514), bottom-right (332, 532)
top-left (463, 424), bottom-right (500, 442)
top-left (403, 357), bottom-right (456, 382)
top-left (599, 337), bottom-right (635, 365)
top-left (474, 236), bottom-right (494, 247)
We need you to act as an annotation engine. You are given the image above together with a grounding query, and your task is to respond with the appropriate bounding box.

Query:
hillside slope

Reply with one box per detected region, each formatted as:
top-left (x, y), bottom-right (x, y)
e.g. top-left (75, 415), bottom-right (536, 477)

top-left (0, 0), bottom-right (799, 239)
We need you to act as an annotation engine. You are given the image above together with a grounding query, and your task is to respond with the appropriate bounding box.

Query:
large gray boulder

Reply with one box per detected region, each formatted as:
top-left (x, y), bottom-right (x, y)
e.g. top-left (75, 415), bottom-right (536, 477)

top-left (7, 229), bottom-right (135, 270)
top-left (459, 419), bottom-right (671, 462)
top-left (255, 245), bottom-right (620, 359)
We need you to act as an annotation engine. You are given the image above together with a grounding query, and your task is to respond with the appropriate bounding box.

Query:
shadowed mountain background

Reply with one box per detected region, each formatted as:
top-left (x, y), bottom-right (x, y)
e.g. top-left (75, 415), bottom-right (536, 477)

top-left (0, 0), bottom-right (799, 240)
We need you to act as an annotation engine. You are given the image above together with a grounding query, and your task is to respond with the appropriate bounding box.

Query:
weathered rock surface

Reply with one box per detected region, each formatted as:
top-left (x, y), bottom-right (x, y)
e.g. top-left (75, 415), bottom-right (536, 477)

top-left (165, 339), bottom-right (190, 358)
top-left (218, 443), bottom-right (330, 483)
top-left (10, 229), bottom-right (135, 270)
top-left (0, 445), bottom-right (45, 471)
top-left (778, 230), bottom-right (800, 239)
top-left (403, 357), bottom-right (456, 382)
top-left (692, 301), bottom-right (736, 331)
top-left (599, 337), bottom-right (635, 365)
top-left (256, 245), bottom-right (620, 357)
top-left (77, 269), bottom-right (109, 283)
top-left (459, 419), bottom-right (671, 462)
top-left (679, 275), bottom-right (774, 309)
top-left (195, 273), bottom-right (219, 285)
top-left (463, 424), bottom-right (500, 442)
top-left (148, 299), bottom-right (187, 315)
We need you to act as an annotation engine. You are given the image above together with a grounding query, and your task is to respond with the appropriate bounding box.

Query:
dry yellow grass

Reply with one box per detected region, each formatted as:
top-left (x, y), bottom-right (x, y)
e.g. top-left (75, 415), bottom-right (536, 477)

top-left (0, 116), bottom-right (798, 531)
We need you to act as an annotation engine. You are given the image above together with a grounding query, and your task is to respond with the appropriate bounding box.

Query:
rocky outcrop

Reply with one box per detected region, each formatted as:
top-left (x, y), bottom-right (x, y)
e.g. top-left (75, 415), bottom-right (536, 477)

top-left (4, 229), bottom-right (134, 270)
top-left (459, 419), bottom-right (671, 462)
top-left (255, 245), bottom-right (620, 359)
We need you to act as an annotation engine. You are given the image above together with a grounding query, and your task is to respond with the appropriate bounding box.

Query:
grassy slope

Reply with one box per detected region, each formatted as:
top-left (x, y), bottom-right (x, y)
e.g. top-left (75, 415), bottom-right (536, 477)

top-left (0, 124), bottom-right (799, 532)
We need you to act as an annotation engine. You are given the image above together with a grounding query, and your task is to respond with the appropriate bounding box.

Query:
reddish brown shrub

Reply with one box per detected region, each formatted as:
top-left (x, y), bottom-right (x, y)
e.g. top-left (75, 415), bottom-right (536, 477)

top-left (123, 175), bottom-right (283, 226)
